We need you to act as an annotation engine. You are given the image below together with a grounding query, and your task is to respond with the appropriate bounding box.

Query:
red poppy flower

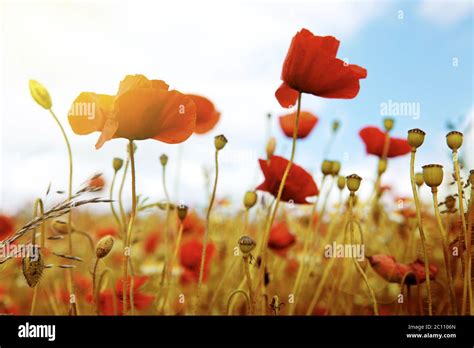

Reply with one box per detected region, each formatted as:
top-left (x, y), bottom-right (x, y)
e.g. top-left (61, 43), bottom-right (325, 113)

top-left (87, 173), bottom-right (105, 191)
top-left (268, 221), bottom-right (296, 254)
top-left (359, 126), bottom-right (411, 158)
top-left (143, 232), bottom-right (160, 255)
top-left (68, 74), bottom-right (196, 149)
top-left (116, 275), bottom-right (154, 312)
top-left (181, 211), bottom-right (205, 235)
top-left (275, 28), bottom-right (367, 108)
top-left (279, 111), bottom-right (318, 139)
top-left (256, 155), bottom-right (318, 204)
top-left (96, 227), bottom-right (118, 239)
top-left (179, 239), bottom-right (215, 283)
top-left (187, 94), bottom-right (220, 134)
top-left (368, 255), bottom-right (438, 285)
top-left (0, 215), bottom-right (14, 240)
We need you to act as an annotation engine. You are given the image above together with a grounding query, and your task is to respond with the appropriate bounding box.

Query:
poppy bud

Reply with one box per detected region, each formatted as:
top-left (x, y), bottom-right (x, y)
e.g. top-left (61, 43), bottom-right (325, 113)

top-left (243, 191), bottom-right (257, 209)
top-left (96, 235), bottom-right (114, 259)
top-left (177, 204), bottom-right (188, 222)
top-left (346, 174), bottom-right (362, 193)
top-left (214, 134), bottom-right (228, 150)
top-left (383, 117), bottom-right (394, 132)
top-left (160, 154), bottom-right (168, 167)
top-left (331, 161), bottom-right (341, 176)
top-left (22, 246), bottom-right (44, 288)
top-left (113, 158), bottom-right (123, 172)
top-left (238, 235), bottom-right (256, 256)
top-left (378, 159), bottom-right (388, 174)
top-left (52, 220), bottom-right (69, 234)
top-left (407, 128), bottom-right (425, 149)
top-left (337, 175), bottom-right (346, 190)
top-left (266, 137), bottom-right (276, 159)
top-left (29, 80), bottom-right (52, 109)
top-left (414, 172), bottom-right (424, 187)
top-left (332, 120), bottom-right (340, 133)
top-left (422, 164), bottom-right (443, 189)
top-left (445, 195), bottom-right (456, 210)
top-left (446, 131), bottom-right (463, 151)
top-left (321, 160), bottom-right (333, 176)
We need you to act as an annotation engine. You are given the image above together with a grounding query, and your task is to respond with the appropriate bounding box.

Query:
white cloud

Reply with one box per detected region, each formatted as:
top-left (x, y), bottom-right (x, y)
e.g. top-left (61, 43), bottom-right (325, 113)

top-left (419, 0), bottom-right (474, 26)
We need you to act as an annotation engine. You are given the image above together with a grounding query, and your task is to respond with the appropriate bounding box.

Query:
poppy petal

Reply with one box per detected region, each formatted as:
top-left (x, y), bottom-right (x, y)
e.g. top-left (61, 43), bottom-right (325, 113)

top-left (275, 82), bottom-right (299, 108)
top-left (68, 92), bottom-right (114, 135)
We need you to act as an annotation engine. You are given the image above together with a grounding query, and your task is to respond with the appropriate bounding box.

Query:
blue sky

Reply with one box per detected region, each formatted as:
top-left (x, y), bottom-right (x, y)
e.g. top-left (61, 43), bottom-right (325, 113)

top-left (0, 0), bottom-right (472, 212)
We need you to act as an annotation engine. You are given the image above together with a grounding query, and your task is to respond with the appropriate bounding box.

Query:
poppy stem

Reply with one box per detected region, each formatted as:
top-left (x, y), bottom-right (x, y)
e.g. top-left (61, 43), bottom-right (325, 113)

top-left (409, 149), bottom-right (433, 315)
top-left (92, 257), bottom-right (100, 315)
top-left (257, 92), bottom-right (302, 313)
top-left (226, 289), bottom-right (250, 315)
top-left (452, 150), bottom-right (470, 315)
top-left (195, 147), bottom-right (220, 314)
top-left (162, 158), bottom-right (171, 276)
top-left (48, 108), bottom-right (77, 316)
top-left (122, 140), bottom-right (137, 315)
top-left (109, 170), bottom-right (123, 234)
top-left (431, 187), bottom-right (457, 315)
top-left (118, 157), bottom-right (130, 238)
top-left (242, 256), bottom-right (255, 314)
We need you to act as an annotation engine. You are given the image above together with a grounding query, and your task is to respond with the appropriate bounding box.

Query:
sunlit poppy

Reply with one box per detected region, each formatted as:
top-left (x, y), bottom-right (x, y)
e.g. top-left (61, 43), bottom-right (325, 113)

top-left (96, 227), bottom-right (118, 239)
top-left (275, 28), bottom-right (367, 107)
top-left (181, 211), bottom-right (205, 235)
top-left (256, 155), bottom-right (318, 204)
top-left (116, 275), bottom-right (154, 312)
top-left (359, 126), bottom-right (411, 158)
top-left (187, 94), bottom-right (220, 134)
top-left (279, 111), bottom-right (318, 139)
top-left (179, 239), bottom-right (215, 283)
top-left (368, 255), bottom-right (438, 285)
top-left (68, 74), bottom-right (196, 149)
top-left (268, 221), bottom-right (296, 255)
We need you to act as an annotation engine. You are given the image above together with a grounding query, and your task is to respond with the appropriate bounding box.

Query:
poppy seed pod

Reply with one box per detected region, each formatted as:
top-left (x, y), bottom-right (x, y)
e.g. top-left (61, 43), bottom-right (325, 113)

top-left (96, 235), bottom-right (114, 259)
top-left (383, 117), bottom-right (394, 132)
top-left (238, 235), bottom-right (256, 256)
top-left (29, 80), bottom-right (52, 109)
top-left (346, 174), bottom-right (362, 192)
top-left (407, 128), bottom-right (425, 149)
top-left (321, 160), bottom-right (333, 176)
top-left (422, 164), bottom-right (444, 189)
top-left (266, 137), bottom-right (276, 159)
top-left (160, 154), bottom-right (168, 167)
top-left (337, 175), bottom-right (346, 190)
top-left (332, 120), bottom-right (340, 133)
top-left (243, 191), bottom-right (258, 209)
top-left (177, 204), bottom-right (188, 221)
top-left (331, 161), bottom-right (341, 176)
top-left (22, 246), bottom-right (44, 288)
top-left (446, 131), bottom-right (463, 151)
top-left (214, 134), bottom-right (228, 150)
top-left (445, 195), bottom-right (456, 210)
top-left (113, 158), bottom-right (123, 172)
top-left (415, 172), bottom-right (424, 187)
top-left (378, 159), bottom-right (388, 174)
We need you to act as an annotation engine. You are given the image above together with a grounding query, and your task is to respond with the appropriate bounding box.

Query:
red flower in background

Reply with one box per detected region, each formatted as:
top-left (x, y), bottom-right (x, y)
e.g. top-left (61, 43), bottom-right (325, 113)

top-left (275, 28), bottom-right (367, 107)
top-left (279, 111), bottom-right (318, 139)
top-left (95, 289), bottom-right (116, 316)
top-left (187, 94), bottom-right (220, 134)
top-left (87, 173), bottom-right (105, 191)
top-left (181, 211), bottom-right (205, 235)
top-left (256, 156), bottom-right (318, 204)
top-left (268, 221), bottom-right (296, 255)
top-left (179, 239), bottom-right (215, 284)
top-left (368, 255), bottom-right (438, 285)
top-left (143, 232), bottom-right (160, 255)
top-left (0, 215), bottom-right (14, 240)
top-left (96, 227), bottom-right (118, 239)
top-left (359, 126), bottom-right (411, 158)
top-left (116, 276), bottom-right (154, 313)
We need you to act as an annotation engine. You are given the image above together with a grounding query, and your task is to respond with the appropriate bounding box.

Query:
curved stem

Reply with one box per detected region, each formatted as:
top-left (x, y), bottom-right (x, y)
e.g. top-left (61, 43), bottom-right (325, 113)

top-left (195, 148), bottom-right (220, 313)
top-left (118, 158), bottom-right (130, 237)
top-left (409, 149), bottom-right (432, 315)
top-left (432, 188), bottom-right (457, 315)
top-left (48, 108), bottom-right (77, 315)
top-left (242, 256), bottom-right (255, 314)
top-left (226, 289), bottom-right (250, 315)
top-left (92, 258), bottom-right (100, 315)
top-left (122, 140), bottom-right (137, 315)
top-left (30, 198), bottom-right (45, 315)
top-left (109, 171), bottom-right (123, 233)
